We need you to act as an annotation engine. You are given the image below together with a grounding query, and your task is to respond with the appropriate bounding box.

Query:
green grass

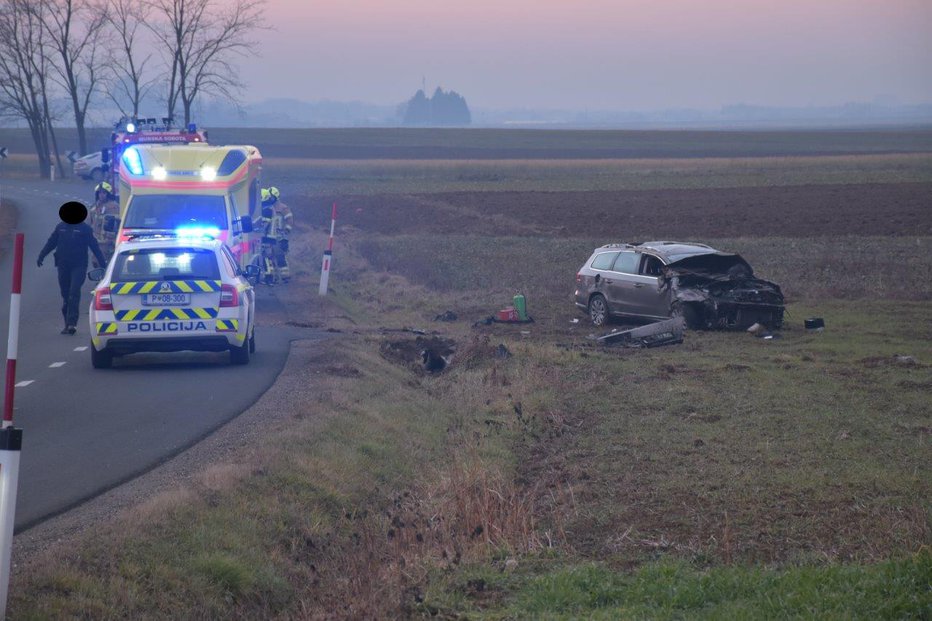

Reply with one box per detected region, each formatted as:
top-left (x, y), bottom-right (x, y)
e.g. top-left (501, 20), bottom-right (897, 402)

top-left (423, 552), bottom-right (931, 620)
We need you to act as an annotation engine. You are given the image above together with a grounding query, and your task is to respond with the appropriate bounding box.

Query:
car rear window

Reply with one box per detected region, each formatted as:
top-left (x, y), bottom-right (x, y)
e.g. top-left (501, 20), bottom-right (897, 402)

top-left (590, 252), bottom-right (618, 270)
top-left (111, 248), bottom-right (220, 281)
top-left (124, 194), bottom-right (228, 230)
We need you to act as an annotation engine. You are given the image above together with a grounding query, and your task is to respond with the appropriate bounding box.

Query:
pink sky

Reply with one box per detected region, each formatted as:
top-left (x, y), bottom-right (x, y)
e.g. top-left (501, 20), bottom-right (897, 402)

top-left (239, 0), bottom-right (932, 109)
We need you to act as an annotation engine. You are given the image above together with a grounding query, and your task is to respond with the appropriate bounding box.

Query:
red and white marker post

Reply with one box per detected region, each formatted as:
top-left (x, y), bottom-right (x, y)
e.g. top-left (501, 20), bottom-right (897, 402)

top-left (318, 202), bottom-right (337, 296)
top-left (0, 233), bottom-right (24, 615)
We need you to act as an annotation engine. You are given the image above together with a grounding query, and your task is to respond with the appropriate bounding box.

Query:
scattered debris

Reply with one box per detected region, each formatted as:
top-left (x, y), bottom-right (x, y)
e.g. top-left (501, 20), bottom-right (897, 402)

top-left (597, 317), bottom-right (685, 348)
top-left (421, 349), bottom-right (453, 373)
top-left (747, 321), bottom-right (782, 339)
top-left (570, 318), bottom-right (580, 324)
top-left (495, 344), bottom-right (512, 359)
top-left (475, 293), bottom-right (534, 326)
top-left (893, 354), bottom-right (919, 367)
top-left (473, 314), bottom-right (535, 327)
top-left (380, 336), bottom-right (456, 374)
top-left (434, 310), bottom-right (458, 322)
top-left (805, 317), bottom-right (825, 332)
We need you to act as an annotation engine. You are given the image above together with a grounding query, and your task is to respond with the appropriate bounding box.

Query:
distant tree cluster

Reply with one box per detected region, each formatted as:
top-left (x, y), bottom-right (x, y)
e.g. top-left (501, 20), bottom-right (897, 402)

top-left (402, 87), bottom-right (471, 126)
top-left (0, 0), bottom-right (266, 178)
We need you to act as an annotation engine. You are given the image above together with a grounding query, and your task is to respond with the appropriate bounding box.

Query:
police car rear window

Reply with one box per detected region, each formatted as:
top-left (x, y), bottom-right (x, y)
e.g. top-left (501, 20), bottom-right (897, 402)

top-left (111, 249), bottom-right (220, 281)
top-left (123, 194), bottom-right (228, 230)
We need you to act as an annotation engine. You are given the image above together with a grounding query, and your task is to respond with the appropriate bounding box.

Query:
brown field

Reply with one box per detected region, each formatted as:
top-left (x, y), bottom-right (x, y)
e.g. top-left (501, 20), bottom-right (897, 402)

top-left (305, 182), bottom-right (932, 238)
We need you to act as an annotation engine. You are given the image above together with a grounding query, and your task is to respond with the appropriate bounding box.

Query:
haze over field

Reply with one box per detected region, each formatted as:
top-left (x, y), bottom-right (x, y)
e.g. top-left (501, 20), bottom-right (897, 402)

top-left (245, 0), bottom-right (932, 111)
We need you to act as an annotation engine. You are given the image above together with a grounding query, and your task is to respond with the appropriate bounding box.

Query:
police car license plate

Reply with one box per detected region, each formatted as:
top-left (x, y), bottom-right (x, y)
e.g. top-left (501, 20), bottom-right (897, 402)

top-left (143, 293), bottom-right (191, 306)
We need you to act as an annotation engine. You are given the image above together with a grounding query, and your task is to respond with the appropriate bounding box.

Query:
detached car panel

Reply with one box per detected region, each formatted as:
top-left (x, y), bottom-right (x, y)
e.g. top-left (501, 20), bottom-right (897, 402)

top-left (575, 241), bottom-right (784, 330)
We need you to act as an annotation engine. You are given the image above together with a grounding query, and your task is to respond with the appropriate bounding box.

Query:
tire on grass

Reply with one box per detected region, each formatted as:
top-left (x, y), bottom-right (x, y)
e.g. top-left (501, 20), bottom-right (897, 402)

top-left (588, 294), bottom-right (609, 327)
top-left (671, 301), bottom-right (703, 330)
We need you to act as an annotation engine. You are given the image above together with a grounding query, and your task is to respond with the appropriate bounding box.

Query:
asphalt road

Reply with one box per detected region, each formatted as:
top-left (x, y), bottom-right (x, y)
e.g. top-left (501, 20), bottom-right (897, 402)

top-left (0, 178), bottom-right (317, 530)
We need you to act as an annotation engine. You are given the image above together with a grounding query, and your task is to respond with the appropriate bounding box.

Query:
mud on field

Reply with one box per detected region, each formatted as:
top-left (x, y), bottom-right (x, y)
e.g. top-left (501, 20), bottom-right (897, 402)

top-left (304, 182), bottom-right (932, 239)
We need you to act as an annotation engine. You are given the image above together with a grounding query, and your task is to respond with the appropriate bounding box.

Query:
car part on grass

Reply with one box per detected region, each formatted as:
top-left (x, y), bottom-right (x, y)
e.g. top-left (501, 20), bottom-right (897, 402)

top-left (434, 310), bottom-right (458, 322)
top-left (597, 317), bottom-right (685, 348)
top-left (805, 317), bottom-right (825, 332)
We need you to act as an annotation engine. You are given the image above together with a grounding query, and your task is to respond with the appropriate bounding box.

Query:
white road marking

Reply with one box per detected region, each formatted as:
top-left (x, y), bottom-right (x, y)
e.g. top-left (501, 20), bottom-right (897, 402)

top-left (14, 380), bottom-right (34, 387)
top-left (49, 362), bottom-right (67, 368)
top-left (73, 346), bottom-right (88, 351)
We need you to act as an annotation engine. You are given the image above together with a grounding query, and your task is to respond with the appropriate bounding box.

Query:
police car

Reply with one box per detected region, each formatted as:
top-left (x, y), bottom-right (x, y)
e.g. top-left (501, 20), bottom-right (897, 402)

top-left (88, 230), bottom-right (259, 368)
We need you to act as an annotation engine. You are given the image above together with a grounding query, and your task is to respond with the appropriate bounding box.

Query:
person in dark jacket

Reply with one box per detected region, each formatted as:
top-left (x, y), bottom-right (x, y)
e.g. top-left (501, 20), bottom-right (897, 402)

top-left (37, 202), bottom-right (107, 335)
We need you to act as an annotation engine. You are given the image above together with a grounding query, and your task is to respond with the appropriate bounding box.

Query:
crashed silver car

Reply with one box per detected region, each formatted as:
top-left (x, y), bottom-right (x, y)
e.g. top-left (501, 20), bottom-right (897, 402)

top-left (574, 241), bottom-right (784, 329)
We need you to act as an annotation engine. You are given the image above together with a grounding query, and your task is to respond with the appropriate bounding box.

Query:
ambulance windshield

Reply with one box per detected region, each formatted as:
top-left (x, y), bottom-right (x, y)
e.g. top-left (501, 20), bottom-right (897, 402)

top-left (124, 194), bottom-right (228, 230)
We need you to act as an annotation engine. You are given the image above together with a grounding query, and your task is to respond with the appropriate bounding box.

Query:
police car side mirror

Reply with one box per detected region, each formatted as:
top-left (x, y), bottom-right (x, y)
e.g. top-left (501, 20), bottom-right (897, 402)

top-left (240, 215), bottom-right (254, 233)
top-left (244, 264), bottom-right (260, 279)
top-left (103, 216), bottom-right (120, 233)
top-left (88, 267), bottom-right (105, 281)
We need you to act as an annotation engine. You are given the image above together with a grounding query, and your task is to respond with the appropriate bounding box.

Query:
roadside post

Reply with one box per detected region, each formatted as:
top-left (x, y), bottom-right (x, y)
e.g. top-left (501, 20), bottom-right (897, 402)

top-left (0, 147), bottom-right (7, 211)
top-left (319, 202), bottom-right (337, 296)
top-left (0, 233), bottom-right (25, 616)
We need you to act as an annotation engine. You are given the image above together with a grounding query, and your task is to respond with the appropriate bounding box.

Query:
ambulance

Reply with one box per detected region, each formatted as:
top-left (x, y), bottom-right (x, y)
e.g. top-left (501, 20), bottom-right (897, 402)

top-left (104, 119), bottom-right (263, 269)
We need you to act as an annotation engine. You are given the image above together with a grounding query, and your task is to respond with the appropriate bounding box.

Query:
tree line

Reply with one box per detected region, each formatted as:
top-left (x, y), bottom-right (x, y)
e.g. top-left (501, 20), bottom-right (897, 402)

top-left (0, 0), bottom-right (265, 178)
top-left (402, 87), bottom-right (471, 126)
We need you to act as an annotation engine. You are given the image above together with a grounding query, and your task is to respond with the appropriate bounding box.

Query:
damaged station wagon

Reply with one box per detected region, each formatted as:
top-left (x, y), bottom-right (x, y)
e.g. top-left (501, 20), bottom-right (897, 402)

top-left (574, 241), bottom-right (784, 330)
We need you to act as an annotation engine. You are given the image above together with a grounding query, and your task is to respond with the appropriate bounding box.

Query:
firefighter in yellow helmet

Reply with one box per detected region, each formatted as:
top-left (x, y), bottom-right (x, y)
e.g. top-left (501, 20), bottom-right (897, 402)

top-left (262, 186), bottom-right (293, 283)
top-left (90, 182), bottom-right (119, 264)
top-left (257, 188), bottom-right (279, 284)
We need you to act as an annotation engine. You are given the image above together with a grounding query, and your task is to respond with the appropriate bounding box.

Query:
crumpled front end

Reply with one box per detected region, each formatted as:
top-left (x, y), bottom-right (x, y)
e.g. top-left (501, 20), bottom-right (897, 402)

top-left (664, 252), bottom-right (785, 330)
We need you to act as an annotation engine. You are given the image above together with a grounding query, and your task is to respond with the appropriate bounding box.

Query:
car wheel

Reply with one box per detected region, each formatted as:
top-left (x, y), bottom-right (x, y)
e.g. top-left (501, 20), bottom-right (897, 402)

top-left (248, 328), bottom-right (256, 353)
top-left (90, 168), bottom-right (104, 183)
top-left (671, 302), bottom-right (702, 330)
top-left (230, 338), bottom-right (250, 365)
top-left (91, 343), bottom-right (113, 369)
top-left (588, 294), bottom-right (609, 326)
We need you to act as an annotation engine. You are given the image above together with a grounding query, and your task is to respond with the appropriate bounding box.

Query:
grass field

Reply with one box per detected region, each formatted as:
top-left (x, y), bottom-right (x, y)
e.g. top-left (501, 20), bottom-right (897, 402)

top-left (8, 130), bottom-right (931, 619)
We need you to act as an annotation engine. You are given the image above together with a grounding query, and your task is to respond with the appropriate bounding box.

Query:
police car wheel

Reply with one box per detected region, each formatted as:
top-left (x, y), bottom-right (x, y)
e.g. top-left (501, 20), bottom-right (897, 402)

top-left (249, 329), bottom-right (256, 353)
top-left (230, 339), bottom-right (250, 365)
top-left (91, 344), bottom-right (113, 369)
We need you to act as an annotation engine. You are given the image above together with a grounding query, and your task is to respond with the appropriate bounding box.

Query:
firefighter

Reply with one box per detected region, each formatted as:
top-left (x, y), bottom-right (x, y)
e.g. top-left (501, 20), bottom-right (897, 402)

top-left (90, 182), bottom-right (120, 263)
top-left (37, 202), bottom-right (107, 335)
top-left (265, 186), bottom-right (293, 282)
top-left (257, 189), bottom-right (279, 285)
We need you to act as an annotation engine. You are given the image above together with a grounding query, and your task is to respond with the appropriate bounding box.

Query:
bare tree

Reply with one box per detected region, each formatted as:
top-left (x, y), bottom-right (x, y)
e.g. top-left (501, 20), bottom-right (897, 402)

top-left (105, 0), bottom-right (154, 117)
top-left (148, 0), bottom-right (266, 125)
top-left (39, 0), bottom-right (108, 155)
top-left (0, 0), bottom-right (56, 178)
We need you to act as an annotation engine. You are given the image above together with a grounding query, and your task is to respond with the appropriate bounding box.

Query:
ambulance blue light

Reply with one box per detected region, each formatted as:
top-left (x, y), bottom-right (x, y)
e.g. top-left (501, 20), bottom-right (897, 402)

top-left (122, 147), bottom-right (144, 175)
top-left (176, 225), bottom-right (220, 239)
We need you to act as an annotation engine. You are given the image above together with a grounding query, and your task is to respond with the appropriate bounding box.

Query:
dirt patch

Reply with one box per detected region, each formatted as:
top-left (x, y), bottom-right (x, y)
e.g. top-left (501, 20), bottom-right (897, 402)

top-left (380, 336), bottom-right (456, 374)
top-left (302, 183), bottom-right (932, 238)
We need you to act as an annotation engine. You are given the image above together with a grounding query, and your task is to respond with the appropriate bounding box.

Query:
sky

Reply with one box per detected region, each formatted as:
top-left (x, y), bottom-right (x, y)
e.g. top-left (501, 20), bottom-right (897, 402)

top-left (239, 0), bottom-right (932, 110)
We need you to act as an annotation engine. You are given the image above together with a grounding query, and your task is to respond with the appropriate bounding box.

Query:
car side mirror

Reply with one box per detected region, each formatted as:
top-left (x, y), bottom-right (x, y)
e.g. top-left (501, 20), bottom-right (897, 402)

top-left (244, 264), bottom-right (260, 278)
top-left (88, 267), bottom-right (105, 281)
top-left (240, 215), bottom-right (254, 233)
top-left (103, 216), bottom-right (120, 232)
